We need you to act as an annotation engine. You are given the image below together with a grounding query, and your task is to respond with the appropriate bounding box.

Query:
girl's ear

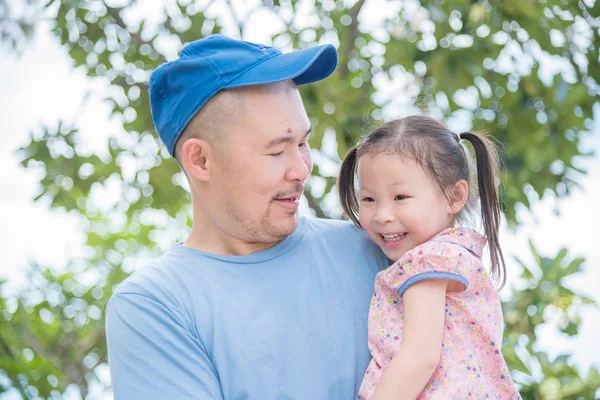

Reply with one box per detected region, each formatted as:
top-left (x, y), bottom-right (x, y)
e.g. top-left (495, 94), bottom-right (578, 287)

top-left (448, 179), bottom-right (469, 215)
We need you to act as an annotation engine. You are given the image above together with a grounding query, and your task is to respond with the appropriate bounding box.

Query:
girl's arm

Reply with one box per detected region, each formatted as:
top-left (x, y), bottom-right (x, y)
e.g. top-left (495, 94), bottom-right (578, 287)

top-left (371, 279), bottom-right (448, 400)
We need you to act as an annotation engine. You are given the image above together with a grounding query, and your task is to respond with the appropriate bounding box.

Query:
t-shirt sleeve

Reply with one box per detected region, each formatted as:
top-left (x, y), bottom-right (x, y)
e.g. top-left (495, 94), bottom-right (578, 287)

top-left (106, 291), bottom-right (224, 400)
top-left (392, 241), bottom-right (473, 297)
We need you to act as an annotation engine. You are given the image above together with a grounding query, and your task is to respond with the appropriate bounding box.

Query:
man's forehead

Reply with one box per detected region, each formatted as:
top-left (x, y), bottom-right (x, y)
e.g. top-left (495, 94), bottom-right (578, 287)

top-left (227, 84), bottom-right (309, 140)
top-left (262, 124), bottom-right (313, 147)
top-left (235, 113), bottom-right (309, 142)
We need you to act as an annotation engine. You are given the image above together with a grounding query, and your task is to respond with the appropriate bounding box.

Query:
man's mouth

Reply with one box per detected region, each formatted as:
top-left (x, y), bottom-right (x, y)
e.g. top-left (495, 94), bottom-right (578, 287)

top-left (380, 232), bottom-right (407, 242)
top-left (275, 196), bottom-right (299, 203)
top-left (273, 195), bottom-right (301, 212)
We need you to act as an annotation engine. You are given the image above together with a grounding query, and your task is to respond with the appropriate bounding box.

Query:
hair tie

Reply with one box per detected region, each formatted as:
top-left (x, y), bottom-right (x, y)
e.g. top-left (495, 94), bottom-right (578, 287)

top-left (457, 133), bottom-right (462, 141)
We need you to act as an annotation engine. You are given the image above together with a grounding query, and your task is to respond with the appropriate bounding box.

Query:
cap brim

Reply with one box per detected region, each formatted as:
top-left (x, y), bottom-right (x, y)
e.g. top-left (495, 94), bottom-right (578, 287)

top-left (225, 44), bottom-right (338, 88)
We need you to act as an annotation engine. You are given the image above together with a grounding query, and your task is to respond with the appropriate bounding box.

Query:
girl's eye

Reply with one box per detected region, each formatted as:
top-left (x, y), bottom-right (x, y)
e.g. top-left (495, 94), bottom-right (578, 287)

top-left (361, 197), bottom-right (375, 202)
top-left (299, 142), bottom-right (308, 149)
top-left (395, 195), bottom-right (407, 200)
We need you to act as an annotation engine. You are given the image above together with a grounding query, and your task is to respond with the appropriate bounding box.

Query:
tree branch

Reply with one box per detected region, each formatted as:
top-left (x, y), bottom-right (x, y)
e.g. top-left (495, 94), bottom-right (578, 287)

top-left (225, 0), bottom-right (243, 38)
top-left (0, 331), bottom-right (14, 359)
top-left (339, 0), bottom-right (367, 80)
top-left (76, 327), bottom-right (106, 358)
top-left (304, 191), bottom-right (327, 218)
top-left (16, 304), bottom-right (85, 393)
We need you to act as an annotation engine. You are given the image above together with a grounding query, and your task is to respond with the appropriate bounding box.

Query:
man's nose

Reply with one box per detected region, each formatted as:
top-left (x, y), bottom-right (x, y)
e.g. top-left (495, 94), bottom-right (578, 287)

top-left (286, 148), bottom-right (311, 182)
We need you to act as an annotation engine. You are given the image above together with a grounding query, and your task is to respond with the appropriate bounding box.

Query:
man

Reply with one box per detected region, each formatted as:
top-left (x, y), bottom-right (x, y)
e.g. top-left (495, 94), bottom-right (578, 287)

top-left (106, 34), bottom-right (389, 400)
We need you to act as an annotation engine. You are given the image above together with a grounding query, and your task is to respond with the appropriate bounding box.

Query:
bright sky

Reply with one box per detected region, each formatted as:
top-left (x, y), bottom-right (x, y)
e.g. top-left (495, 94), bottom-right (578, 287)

top-left (0, 14), bottom-right (599, 400)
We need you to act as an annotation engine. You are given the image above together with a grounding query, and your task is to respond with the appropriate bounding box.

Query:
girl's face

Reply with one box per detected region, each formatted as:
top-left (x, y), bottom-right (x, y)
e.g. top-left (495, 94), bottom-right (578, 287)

top-left (357, 152), bottom-right (457, 261)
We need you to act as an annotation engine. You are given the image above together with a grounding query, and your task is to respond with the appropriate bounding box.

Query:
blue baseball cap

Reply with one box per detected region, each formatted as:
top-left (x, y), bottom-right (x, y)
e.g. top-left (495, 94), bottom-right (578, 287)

top-left (149, 34), bottom-right (339, 156)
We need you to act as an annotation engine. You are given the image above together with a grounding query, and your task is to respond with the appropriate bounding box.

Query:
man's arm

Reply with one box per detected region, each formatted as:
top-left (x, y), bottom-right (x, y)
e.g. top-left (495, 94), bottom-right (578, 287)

top-left (106, 292), bottom-right (224, 400)
top-left (371, 279), bottom-right (448, 400)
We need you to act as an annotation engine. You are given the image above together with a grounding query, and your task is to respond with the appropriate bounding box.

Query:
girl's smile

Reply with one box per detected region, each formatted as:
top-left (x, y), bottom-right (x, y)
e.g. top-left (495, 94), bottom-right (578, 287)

top-left (378, 232), bottom-right (408, 250)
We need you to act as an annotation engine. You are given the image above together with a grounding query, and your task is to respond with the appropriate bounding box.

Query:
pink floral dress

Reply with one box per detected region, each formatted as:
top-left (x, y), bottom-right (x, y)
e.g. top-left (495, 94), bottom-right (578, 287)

top-left (359, 227), bottom-right (520, 399)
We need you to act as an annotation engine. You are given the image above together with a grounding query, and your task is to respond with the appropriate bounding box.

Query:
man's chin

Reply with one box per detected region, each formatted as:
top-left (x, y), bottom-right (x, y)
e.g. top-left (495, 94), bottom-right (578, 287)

top-left (269, 215), bottom-right (298, 240)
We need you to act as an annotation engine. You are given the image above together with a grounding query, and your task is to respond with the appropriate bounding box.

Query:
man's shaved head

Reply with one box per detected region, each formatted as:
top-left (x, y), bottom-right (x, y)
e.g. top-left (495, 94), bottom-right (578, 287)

top-left (174, 81), bottom-right (297, 169)
top-left (174, 89), bottom-right (242, 167)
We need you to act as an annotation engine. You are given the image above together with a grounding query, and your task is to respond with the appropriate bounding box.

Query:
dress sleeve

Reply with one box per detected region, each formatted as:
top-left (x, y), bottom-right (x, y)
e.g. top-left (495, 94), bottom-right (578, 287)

top-left (392, 241), bottom-right (474, 297)
top-left (106, 291), bottom-right (224, 400)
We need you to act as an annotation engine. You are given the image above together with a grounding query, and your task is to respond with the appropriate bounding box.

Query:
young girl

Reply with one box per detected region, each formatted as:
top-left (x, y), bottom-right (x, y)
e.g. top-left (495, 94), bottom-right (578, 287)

top-left (338, 116), bottom-right (520, 399)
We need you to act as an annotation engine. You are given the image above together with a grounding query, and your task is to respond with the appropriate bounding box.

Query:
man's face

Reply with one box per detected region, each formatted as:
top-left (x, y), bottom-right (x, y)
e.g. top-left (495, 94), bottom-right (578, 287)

top-left (209, 83), bottom-right (312, 245)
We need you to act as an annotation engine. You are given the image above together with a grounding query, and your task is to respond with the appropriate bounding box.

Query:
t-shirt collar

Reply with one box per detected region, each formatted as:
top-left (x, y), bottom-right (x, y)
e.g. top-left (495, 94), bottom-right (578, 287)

top-left (171, 217), bottom-right (307, 264)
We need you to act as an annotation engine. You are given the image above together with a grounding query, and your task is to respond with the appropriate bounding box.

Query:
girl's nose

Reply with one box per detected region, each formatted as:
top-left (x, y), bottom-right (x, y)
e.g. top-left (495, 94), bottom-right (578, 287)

top-left (373, 204), bottom-right (396, 224)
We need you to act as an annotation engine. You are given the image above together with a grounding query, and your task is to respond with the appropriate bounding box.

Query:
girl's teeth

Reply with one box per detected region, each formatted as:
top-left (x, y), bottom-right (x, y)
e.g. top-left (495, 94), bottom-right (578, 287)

top-left (382, 233), bottom-right (406, 241)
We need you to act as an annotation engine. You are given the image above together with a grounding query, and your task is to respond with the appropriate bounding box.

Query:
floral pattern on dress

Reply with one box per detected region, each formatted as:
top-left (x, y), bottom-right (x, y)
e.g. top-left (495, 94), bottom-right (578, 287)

top-left (358, 227), bottom-right (521, 400)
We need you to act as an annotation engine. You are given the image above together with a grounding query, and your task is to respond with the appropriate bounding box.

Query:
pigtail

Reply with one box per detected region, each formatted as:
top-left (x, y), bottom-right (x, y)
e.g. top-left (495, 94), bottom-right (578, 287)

top-left (338, 146), bottom-right (361, 227)
top-left (460, 132), bottom-right (507, 289)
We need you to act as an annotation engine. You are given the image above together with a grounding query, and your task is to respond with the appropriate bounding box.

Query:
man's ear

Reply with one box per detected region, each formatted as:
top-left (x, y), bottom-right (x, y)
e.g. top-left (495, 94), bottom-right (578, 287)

top-left (448, 179), bottom-right (469, 215)
top-left (180, 137), bottom-right (213, 182)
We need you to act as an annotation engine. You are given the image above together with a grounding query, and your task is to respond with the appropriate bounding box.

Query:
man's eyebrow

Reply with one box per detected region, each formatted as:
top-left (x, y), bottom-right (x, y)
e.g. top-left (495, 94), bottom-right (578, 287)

top-left (265, 125), bottom-right (313, 148)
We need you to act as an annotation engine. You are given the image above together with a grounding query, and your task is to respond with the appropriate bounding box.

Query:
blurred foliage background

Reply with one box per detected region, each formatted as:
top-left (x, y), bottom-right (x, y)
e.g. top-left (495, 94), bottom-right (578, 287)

top-left (1, 0), bottom-right (599, 398)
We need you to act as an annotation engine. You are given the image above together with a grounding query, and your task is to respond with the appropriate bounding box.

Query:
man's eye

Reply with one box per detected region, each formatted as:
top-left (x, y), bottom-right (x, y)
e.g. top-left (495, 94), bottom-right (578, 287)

top-left (269, 151), bottom-right (284, 157)
top-left (299, 142), bottom-right (308, 148)
top-left (395, 195), bottom-right (407, 200)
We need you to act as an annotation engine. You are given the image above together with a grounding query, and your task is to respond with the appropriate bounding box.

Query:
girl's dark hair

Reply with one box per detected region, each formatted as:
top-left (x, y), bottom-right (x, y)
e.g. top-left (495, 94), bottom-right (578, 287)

top-left (338, 116), bottom-right (506, 289)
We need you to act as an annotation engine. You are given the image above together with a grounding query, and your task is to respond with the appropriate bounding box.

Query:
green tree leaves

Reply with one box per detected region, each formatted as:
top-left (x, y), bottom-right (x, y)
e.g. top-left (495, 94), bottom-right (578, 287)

top-left (1, 0), bottom-right (599, 398)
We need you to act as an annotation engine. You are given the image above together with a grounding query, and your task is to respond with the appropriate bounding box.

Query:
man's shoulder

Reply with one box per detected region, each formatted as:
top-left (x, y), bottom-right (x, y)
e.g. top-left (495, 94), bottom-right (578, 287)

top-left (111, 254), bottom-right (171, 299)
top-left (301, 216), bottom-right (366, 238)
top-left (111, 246), bottom-right (204, 300)
top-left (300, 217), bottom-right (388, 268)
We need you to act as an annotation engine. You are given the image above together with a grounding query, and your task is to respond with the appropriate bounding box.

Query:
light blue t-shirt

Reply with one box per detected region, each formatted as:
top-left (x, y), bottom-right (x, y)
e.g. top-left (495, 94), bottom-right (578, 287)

top-left (106, 217), bottom-right (389, 400)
